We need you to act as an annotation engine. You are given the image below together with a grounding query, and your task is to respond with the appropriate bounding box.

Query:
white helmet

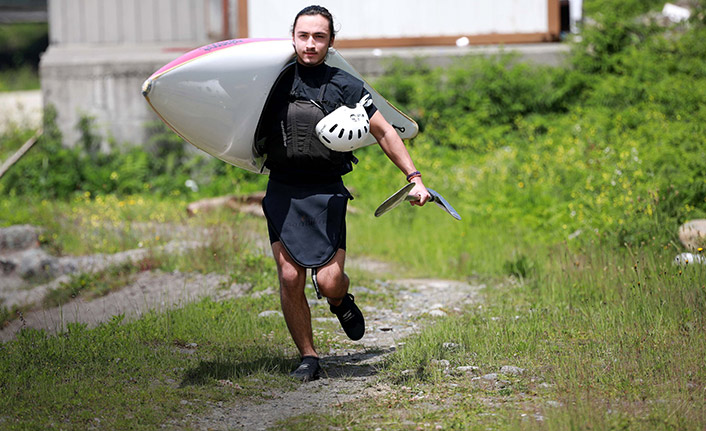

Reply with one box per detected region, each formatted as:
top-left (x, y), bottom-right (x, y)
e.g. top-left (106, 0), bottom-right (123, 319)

top-left (316, 95), bottom-right (372, 152)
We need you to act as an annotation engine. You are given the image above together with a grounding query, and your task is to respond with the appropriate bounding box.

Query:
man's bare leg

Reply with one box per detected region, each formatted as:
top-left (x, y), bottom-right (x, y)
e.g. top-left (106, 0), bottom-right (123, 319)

top-left (316, 248), bottom-right (365, 340)
top-left (272, 241), bottom-right (317, 358)
top-left (316, 248), bottom-right (349, 307)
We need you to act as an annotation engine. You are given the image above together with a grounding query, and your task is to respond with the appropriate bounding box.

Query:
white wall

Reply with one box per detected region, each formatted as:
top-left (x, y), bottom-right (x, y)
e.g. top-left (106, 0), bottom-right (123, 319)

top-left (47, 0), bottom-right (551, 45)
top-left (248, 0), bottom-right (549, 39)
top-left (48, 0), bottom-right (208, 45)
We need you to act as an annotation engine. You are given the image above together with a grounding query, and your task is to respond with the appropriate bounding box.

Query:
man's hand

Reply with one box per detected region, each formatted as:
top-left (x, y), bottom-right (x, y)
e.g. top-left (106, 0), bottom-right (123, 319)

top-left (409, 177), bottom-right (431, 206)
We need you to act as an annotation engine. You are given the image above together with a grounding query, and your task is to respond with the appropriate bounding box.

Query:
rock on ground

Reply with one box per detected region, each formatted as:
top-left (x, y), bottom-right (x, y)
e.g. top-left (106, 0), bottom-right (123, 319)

top-left (0, 225), bottom-right (42, 251)
top-left (679, 219), bottom-right (706, 251)
top-left (0, 271), bottom-right (241, 342)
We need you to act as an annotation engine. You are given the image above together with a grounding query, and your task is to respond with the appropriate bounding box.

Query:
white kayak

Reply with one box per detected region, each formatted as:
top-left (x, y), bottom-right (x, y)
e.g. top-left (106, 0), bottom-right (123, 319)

top-left (142, 38), bottom-right (418, 173)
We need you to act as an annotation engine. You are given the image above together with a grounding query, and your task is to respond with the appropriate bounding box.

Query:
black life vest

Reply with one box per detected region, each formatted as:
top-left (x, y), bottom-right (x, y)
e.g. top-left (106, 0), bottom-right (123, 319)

top-left (258, 63), bottom-right (358, 178)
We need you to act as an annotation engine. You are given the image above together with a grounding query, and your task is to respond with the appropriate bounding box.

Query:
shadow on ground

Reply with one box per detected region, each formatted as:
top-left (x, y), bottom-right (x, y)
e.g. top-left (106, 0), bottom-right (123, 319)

top-left (320, 347), bottom-right (393, 379)
top-left (180, 354), bottom-right (292, 387)
top-left (180, 347), bottom-right (391, 386)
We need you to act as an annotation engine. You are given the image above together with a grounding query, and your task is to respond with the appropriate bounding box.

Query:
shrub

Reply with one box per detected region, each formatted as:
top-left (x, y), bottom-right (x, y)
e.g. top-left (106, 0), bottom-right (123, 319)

top-left (367, 0), bottom-right (706, 251)
top-left (0, 22), bottom-right (48, 70)
top-left (0, 108), bottom-right (269, 200)
top-left (0, 22), bottom-right (47, 91)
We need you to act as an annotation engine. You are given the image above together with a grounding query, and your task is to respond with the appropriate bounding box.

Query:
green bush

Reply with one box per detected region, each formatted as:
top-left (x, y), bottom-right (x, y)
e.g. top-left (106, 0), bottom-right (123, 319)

top-left (0, 22), bottom-right (48, 70)
top-left (0, 108), bottom-right (268, 199)
top-left (1, 106), bottom-right (83, 198)
top-left (364, 0), bottom-right (706, 254)
top-left (374, 54), bottom-right (586, 153)
top-left (0, 22), bottom-right (47, 91)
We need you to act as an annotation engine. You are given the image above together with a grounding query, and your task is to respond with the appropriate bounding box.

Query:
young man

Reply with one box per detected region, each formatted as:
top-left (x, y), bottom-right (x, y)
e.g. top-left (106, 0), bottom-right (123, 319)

top-left (259, 5), bottom-right (430, 382)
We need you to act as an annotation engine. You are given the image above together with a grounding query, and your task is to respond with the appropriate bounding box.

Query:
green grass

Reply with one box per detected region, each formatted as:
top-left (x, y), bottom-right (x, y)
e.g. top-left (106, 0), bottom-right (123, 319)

top-left (0, 189), bottom-right (401, 429)
top-left (0, 209), bottom-right (354, 429)
top-left (0, 194), bottom-right (211, 256)
top-left (284, 244), bottom-right (706, 430)
top-left (2, 166), bottom-right (704, 430)
top-left (0, 65), bottom-right (40, 92)
top-left (0, 201), bottom-right (272, 329)
top-left (0, 213), bottom-right (391, 430)
top-left (0, 295), bottom-right (306, 430)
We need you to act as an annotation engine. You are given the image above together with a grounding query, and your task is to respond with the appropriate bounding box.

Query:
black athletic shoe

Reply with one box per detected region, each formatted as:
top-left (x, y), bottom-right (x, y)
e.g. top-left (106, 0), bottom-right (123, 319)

top-left (329, 294), bottom-right (365, 341)
top-left (290, 356), bottom-right (321, 382)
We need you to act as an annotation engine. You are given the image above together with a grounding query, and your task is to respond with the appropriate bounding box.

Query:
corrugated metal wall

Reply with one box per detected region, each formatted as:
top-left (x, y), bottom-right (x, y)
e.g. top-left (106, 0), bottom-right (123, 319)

top-left (47, 0), bottom-right (209, 44)
top-left (248, 0), bottom-right (549, 39)
top-left (47, 0), bottom-right (553, 45)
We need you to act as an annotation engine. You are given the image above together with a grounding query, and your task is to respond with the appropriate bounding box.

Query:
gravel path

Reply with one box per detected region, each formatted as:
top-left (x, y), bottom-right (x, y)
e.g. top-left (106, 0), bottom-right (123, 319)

top-left (184, 277), bottom-right (482, 430)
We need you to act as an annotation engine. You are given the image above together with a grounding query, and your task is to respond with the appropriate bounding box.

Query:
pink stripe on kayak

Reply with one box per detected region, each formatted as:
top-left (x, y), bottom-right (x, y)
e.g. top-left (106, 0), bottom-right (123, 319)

top-left (149, 38), bottom-right (287, 79)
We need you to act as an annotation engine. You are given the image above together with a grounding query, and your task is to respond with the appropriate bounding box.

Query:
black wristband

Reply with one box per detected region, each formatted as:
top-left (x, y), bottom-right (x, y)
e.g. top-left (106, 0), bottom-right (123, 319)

top-left (406, 171), bottom-right (421, 182)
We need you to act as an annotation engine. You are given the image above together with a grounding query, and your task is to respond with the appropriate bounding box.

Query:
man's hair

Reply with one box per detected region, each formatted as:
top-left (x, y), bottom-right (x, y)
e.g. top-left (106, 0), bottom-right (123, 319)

top-left (292, 5), bottom-right (336, 38)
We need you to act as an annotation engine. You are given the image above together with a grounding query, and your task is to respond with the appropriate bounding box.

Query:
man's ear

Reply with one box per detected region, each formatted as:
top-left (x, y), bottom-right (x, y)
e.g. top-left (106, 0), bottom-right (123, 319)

top-left (329, 36), bottom-right (335, 47)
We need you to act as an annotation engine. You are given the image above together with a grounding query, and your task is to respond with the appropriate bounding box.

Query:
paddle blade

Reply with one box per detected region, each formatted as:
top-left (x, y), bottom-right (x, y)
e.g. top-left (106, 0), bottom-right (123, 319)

top-left (374, 183), bottom-right (416, 217)
top-left (427, 189), bottom-right (462, 220)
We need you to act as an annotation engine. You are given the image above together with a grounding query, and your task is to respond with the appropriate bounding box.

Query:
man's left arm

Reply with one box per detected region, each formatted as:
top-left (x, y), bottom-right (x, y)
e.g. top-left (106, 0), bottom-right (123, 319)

top-left (369, 111), bottom-right (430, 206)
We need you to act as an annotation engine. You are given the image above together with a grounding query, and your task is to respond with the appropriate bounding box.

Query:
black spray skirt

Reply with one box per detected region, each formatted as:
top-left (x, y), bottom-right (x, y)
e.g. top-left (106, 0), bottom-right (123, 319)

top-left (262, 178), bottom-right (352, 268)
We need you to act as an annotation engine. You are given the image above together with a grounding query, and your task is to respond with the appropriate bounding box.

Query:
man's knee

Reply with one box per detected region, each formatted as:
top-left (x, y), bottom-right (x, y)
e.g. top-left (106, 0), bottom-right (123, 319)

top-left (279, 263), bottom-right (304, 287)
top-left (278, 264), bottom-right (307, 302)
top-left (316, 269), bottom-right (348, 298)
top-left (272, 243), bottom-right (305, 291)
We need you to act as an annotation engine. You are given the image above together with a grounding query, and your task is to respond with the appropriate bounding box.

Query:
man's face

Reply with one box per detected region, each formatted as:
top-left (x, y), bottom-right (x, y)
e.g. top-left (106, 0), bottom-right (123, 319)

top-left (292, 14), bottom-right (333, 67)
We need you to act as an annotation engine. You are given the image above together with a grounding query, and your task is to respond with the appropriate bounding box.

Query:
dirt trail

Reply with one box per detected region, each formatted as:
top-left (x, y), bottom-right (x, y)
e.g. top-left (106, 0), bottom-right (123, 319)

top-left (1, 234), bottom-right (482, 429)
top-left (185, 277), bottom-right (482, 430)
